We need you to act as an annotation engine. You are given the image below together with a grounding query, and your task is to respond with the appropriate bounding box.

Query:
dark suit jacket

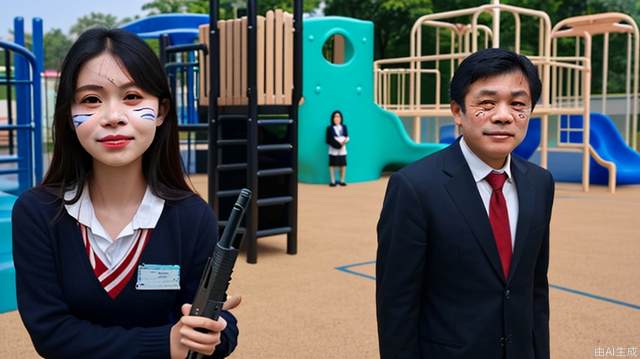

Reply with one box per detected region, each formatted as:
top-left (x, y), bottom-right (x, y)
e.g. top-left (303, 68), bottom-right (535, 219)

top-left (376, 139), bottom-right (554, 359)
top-left (326, 124), bottom-right (349, 150)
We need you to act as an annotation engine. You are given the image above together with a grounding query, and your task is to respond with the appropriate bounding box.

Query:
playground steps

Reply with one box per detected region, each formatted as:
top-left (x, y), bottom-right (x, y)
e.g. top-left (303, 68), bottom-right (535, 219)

top-left (214, 105), bottom-right (297, 263)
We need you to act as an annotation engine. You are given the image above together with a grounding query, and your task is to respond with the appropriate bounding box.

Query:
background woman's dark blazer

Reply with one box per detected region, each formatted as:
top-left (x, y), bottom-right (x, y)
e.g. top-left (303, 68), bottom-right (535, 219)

top-left (326, 124), bottom-right (349, 150)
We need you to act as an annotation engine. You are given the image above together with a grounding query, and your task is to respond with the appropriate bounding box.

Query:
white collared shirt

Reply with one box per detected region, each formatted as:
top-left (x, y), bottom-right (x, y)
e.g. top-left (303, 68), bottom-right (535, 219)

top-left (65, 184), bottom-right (165, 269)
top-left (459, 137), bottom-right (519, 249)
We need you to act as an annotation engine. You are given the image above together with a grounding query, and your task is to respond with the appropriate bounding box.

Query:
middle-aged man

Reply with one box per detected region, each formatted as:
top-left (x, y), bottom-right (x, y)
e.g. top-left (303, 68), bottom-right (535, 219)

top-left (376, 48), bottom-right (554, 359)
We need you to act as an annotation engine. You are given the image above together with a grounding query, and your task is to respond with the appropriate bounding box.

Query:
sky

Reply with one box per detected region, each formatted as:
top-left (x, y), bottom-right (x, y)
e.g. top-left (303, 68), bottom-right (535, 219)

top-left (0, 0), bottom-right (149, 39)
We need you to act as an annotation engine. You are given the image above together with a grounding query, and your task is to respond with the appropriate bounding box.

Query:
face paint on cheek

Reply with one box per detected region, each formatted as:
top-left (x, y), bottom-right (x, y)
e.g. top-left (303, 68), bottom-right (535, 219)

top-left (72, 113), bottom-right (93, 128)
top-left (132, 107), bottom-right (157, 121)
top-left (474, 111), bottom-right (485, 119)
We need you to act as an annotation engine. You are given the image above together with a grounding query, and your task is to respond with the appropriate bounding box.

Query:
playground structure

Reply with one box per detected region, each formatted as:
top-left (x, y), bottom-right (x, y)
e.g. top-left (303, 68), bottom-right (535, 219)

top-left (121, 7), bottom-right (303, 264)
top-left (195, 1), bottom-right (303, 264)
top-left (0, 18), bottom-right (44, 194)
top-left (374, 0), bottom-right (640, 193)
top-left (0, 17), bottom-right (45, 313)
top-left (297, 17), bottom-right (445, 184)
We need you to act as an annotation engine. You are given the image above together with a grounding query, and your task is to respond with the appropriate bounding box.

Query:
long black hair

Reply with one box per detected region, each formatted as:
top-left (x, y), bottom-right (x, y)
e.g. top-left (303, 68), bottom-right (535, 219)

top-left (329, 110), bottom-right (344, 125)
top-left (42, 28), bottom-right (193, 204)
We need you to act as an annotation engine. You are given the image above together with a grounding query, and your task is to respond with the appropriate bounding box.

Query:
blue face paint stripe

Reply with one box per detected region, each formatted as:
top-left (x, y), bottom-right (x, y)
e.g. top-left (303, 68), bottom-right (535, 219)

top-left (72, 113), bottom-right (93, 127)
top-left (133, 107), bottom-right (157, 121)
top-left (133, 107), bottom-right (156, 112)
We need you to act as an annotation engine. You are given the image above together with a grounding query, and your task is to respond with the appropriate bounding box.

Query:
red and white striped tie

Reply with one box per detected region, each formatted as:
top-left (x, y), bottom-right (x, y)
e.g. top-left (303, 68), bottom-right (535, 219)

top-left (80, 224), bottom-right (151, 299)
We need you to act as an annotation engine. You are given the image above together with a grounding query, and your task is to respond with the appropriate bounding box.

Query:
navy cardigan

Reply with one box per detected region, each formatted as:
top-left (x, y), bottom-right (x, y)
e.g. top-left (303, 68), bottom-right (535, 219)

top-left (325, 124), bottom-right (349, 150)
top-left (12, 187), bottom-right (238, 359)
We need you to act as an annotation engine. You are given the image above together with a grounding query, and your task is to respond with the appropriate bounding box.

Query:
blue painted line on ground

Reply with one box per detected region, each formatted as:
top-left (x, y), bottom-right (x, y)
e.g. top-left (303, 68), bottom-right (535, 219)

top-left (549, 284), bottom-right (640, 311)
top-left (337, 260), bottom-right (640, 311)
top-left (335, 260), bottom-right (376, 281)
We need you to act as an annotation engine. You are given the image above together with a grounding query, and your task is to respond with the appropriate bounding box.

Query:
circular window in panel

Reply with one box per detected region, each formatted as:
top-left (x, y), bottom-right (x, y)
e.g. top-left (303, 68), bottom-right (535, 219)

top-left (322, 33), bottom-right (353, 65)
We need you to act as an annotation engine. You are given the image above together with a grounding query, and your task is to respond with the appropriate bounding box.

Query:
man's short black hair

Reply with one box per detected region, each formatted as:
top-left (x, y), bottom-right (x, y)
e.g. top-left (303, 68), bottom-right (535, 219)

top-left (449, 48), bottom-right (542, 112)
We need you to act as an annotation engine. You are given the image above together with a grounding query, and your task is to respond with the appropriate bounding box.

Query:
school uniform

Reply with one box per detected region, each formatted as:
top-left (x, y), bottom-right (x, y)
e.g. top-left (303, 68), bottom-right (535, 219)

top-left (12, 186), bottom-right (238, 359)
top-left (326, 124), bottom-right (349, 166)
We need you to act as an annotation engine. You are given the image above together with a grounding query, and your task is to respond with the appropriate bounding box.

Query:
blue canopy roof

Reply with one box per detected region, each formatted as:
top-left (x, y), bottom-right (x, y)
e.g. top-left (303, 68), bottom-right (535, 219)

top-left (120, 13), bottom-right (209, 44)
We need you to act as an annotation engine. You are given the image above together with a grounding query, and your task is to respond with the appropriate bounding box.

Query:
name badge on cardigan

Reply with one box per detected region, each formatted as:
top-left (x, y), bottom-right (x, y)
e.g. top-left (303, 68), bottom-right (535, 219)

top-left (135, 264), bottom-right (181, 290)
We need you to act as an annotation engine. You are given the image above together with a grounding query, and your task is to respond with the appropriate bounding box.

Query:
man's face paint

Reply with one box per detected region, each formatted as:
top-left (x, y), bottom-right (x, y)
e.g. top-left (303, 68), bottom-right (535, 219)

top-left (451, 70), bottom-right (532, 169)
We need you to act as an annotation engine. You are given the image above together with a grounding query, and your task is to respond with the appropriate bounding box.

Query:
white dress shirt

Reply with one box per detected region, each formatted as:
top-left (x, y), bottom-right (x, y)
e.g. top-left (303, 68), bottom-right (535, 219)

top-left (459, 137), bottom-right (519, 249)
top-left (65, 184), bottom-right (165, 269)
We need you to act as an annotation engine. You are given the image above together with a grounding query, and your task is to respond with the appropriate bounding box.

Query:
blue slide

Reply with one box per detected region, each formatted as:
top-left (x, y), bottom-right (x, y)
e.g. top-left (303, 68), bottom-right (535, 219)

top-left (563, 112), bottom-right (640, 185)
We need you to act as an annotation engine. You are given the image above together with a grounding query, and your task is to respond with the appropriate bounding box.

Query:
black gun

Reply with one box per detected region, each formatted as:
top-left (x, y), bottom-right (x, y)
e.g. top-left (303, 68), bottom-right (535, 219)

top-left (186, 189), bottom-right (252, 359)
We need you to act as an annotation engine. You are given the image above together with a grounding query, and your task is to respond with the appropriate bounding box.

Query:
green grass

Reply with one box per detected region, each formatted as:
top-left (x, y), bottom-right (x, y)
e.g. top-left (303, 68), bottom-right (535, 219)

top-left (0, 86), bottom-right (17, 101)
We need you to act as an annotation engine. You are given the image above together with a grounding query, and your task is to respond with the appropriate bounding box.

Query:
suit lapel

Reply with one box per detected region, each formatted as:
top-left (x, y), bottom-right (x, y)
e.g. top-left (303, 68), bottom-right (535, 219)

top-left (443, 141), bottom-right (506, 283)
top-left (507, 156), bottom-right (534, 283)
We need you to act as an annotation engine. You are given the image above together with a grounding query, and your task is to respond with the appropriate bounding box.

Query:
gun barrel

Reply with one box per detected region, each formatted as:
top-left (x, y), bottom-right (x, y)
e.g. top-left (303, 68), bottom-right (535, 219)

top-left (186, 189), bottom-right (252, 359)
top-left (219, 188), bottom-right (252, 249)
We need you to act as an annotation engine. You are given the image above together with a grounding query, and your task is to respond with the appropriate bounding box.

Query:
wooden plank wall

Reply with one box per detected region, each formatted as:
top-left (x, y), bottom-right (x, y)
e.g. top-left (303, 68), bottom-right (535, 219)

top-left (198, 10), bottom-right (294, 107)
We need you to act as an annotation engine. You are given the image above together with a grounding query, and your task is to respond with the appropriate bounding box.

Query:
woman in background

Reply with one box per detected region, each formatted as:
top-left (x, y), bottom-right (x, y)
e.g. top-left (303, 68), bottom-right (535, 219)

top-left (325, 110), bottom-right (350, 186)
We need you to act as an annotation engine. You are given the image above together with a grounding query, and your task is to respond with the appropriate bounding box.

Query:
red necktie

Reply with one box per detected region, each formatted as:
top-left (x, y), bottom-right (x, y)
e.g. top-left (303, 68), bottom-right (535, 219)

top-left (485, 172), bottom-right (512, 279)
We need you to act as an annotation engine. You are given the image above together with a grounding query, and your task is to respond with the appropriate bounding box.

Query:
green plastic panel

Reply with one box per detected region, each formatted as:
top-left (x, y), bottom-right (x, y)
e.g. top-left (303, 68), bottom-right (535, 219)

top-left (299, 16), bottom-right (446, 184)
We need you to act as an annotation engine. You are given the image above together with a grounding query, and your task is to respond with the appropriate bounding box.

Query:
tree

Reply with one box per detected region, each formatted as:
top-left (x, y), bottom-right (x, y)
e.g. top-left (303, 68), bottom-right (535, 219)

top-left (142, 0), bottom-right (190, 14)
top-left (120, 15), bottom-right (142, 27)
top-left (141, 0), bottom-right (321, 18)
top-left (500, 0), bottom-right (640, 94)
top-left (69, 12), bottom-right (120, 38)
top-left (324, 0), bottom-right (434, 59)
top-left (8, 30), bottom-right (33, 49)
top-left (44, 28), bottom-right (72, 70)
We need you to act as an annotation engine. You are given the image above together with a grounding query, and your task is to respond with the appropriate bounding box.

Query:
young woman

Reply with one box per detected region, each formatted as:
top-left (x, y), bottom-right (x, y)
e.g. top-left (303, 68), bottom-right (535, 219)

top-left (12, 28), bottom-right (239, 359)
top-left (325, 110), bottom-right (349, 186)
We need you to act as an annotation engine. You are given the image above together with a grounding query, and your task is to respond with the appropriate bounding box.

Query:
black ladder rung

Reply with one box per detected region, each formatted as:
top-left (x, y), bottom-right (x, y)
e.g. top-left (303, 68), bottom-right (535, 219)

top-left (256, 196), bottom-right (293, 207)
top-left (217, 139), bottom-right (247, 146)
top-left (0, 155), bottom-right (20, 164)
top-left (217, 189), bottom-right (242, 198)
top-left (256, 226), bottom-right (292, 237)
top-left (257, 119), bottom-right (293, 126)
top-left (257, 167), bottom-right (293, 177)
top-left (217, 163), bottom-right (247, 171)
top-left (257, 144), bottom-right (292, 151)
top-left (219, 114), bottom-right (248, 120)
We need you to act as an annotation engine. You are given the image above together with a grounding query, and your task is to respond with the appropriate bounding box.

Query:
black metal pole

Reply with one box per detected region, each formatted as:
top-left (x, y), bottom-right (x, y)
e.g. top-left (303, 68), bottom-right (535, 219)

top-left (159, 34), bottom-right (170, 67)
top-left (208, 0), bottom-right (220, 212)
top-left (246, 0), bottom-right (258, 263)
top-left (287, 0), bottom-right (302, 255)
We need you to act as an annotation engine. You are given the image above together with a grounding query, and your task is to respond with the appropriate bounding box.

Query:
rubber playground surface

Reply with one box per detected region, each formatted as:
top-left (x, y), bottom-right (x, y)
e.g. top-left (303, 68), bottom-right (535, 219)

top-left (1, 175), bottom-right (638, 358)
